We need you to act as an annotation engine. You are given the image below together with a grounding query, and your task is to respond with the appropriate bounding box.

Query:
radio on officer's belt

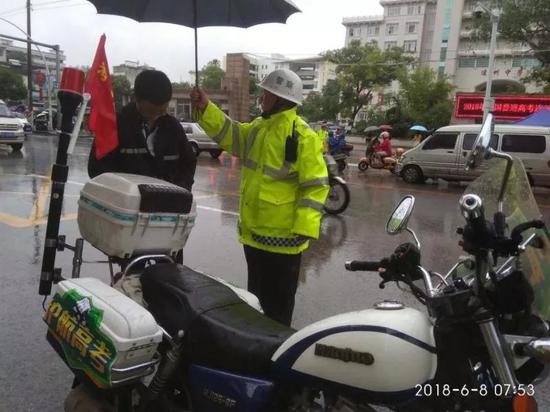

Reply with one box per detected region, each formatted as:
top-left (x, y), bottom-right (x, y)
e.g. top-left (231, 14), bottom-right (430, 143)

top-left (285, 121), bottom-right (298, 162)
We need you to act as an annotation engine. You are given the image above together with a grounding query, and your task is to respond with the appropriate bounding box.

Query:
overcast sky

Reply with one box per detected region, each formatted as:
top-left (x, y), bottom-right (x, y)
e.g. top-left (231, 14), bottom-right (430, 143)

top-left (1, 0), bottom-right (383, 82)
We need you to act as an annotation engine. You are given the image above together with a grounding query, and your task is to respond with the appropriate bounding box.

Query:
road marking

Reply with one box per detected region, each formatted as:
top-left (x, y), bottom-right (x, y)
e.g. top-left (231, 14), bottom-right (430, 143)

top-left (0, 191), bottom-right (80, 197)
top-left (347, 175), bottom-right (550, 208)
top-left (1, 173), bottom-right (84, 186)
top-left (197, 205), bottom-right (239, 216)
top-left (0, 174), bottom-right (79, 227)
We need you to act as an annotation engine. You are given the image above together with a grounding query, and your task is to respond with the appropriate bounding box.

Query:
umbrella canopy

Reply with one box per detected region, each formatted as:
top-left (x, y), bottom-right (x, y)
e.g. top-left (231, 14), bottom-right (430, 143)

top-left (364, 125), bottom-right (379, 133)
top-left (410, 125), bottom-right (428, 133)
top-left (88, 0), bottom-right (301, 84)
top-left (379, 124), bottom-right (393, 131)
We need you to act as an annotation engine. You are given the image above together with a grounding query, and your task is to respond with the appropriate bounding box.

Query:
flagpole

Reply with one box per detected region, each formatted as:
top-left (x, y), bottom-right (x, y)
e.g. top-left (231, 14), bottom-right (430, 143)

top-left (67, 93), bottom-right (91, 154)
top-left (39, 68), bottom-right (84, 296)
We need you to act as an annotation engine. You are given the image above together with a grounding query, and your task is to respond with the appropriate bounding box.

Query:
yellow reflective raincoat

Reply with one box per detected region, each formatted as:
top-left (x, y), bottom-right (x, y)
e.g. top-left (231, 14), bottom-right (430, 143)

top-left (196, 102), bottom-right (329, 254)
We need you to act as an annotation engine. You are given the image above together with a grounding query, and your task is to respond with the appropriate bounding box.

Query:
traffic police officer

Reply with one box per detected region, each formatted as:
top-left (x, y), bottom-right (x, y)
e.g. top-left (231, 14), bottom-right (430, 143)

top-left (317, 121), bottom-right (329, 153)
top-left (191, 69), bottom-right (329, 326)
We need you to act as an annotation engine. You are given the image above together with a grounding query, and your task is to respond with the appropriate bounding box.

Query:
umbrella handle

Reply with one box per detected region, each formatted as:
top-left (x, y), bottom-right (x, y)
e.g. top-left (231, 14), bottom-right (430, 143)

top-left (194, 0), bottom-right (198, 86)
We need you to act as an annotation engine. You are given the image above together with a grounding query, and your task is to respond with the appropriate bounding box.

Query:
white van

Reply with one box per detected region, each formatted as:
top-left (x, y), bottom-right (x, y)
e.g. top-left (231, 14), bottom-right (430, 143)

top-left (0, 99), bottom-right (25, 151)
top-left (395, 124), bottom-right (550, 187)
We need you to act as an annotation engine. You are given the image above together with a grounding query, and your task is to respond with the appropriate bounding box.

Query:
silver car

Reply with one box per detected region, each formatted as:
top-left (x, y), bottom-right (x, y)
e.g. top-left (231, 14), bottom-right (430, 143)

top-left (181, 122), bottom-right (223, 158)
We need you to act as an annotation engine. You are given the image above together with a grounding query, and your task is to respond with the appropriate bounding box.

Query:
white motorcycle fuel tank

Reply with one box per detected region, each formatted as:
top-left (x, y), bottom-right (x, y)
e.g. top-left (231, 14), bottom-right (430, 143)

top-left (271, 302), bottom-right (437, 405)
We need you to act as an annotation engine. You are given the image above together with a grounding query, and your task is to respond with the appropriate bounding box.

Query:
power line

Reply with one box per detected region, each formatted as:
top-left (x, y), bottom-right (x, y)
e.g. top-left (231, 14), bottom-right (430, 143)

top-left (31, 2), bottom-right (90, 12)
top-left (0, 6), bottom-right (26, 17)
top-left (34, 0), bottom-right (82, 6)
top-left (0, 0), bottom-right (88, 18)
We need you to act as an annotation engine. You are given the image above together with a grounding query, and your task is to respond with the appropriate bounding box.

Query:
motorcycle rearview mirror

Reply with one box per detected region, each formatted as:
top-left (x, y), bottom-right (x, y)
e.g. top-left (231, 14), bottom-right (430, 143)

top-left (386, 196), bottom-right (421, 248)
top-left (465, 112), bottom-right (494, 170)
top-left (386, 195), bottom-right (415, 234)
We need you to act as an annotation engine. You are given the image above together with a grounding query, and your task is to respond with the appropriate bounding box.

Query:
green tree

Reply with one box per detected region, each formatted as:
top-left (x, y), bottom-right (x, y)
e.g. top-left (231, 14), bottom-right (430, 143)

top-left (249, 76), bottom-right (261, 118)
top-left (200, 59), bottom-right (225, 90)
top-left (172, 81), bottom-right (193, 90)
top-left (299, 92), bottom-right (324, 122)
top-left (0, 67), bottom-right (26, 101)
top-left (323, 40), bottom-right (414, 121)
top-left (399, 67), bottom-right (454, 130)
top-left (111, 75), bottom-right (132, 111)
top-left (298, 79), bottom-right (342, 122)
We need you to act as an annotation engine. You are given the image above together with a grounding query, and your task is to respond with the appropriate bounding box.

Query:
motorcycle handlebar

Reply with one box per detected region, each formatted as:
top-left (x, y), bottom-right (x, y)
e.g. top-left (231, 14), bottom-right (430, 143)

top-left (345, 260), bottom-right (382, 272)
top-left (511, 220), bottom-right (545, 242)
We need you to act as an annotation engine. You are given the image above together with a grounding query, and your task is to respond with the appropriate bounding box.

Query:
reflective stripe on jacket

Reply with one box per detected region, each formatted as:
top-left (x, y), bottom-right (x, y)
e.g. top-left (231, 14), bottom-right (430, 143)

top-left (197, 102), bottom-right (329, 254)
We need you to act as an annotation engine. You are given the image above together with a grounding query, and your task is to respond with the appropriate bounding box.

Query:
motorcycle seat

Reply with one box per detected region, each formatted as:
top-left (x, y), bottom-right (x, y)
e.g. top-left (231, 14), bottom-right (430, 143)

top-left (141, 263), bottom-right (295, 376)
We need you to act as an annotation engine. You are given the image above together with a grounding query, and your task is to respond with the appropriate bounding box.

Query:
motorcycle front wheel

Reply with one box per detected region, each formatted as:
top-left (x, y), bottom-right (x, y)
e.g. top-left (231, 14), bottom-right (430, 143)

top-left (358, 160), bottom-right (369, 171)
top-left (324, 178), bottom-right (350, 215)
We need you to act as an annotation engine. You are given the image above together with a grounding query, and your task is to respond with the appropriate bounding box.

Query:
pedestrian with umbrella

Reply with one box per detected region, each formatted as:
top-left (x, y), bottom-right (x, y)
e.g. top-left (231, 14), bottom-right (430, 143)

top-left (190, 70), bottom-right (329, 326)
top-left (410, 124), bottom-right (428, 145)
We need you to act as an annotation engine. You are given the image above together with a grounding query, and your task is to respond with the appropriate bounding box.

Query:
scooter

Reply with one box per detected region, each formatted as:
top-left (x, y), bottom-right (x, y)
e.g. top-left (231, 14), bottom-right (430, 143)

top-left (323, 154), bottom-right (350, 215)
top-left (357, 138), bottom-right (404, 174)
top-left (40, 76), bottom-right (550, 411)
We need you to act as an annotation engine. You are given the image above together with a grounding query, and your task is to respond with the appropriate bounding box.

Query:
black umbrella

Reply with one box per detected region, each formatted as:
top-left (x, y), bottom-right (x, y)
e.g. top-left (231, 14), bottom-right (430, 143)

top-left (88, 0), bottom-right (301, 85)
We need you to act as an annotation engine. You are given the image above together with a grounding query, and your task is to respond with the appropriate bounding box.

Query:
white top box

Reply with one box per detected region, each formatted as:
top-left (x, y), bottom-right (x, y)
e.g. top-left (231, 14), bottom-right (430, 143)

top-left (78, 173), bottom-right (195, 258)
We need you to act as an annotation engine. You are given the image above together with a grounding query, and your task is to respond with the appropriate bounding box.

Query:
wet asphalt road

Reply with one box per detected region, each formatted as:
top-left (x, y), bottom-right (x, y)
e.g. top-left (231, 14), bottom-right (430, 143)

top-left (0, 134), bottom-right (549, 411)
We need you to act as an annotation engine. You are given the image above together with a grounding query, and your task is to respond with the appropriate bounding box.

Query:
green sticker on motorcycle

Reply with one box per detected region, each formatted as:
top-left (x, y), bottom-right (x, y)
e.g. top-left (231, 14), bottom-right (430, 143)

top-left (44, 289), bottom-right (117, 388)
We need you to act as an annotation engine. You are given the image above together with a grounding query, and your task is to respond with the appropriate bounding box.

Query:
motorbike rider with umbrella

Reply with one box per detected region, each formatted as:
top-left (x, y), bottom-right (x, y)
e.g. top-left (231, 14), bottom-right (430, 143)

top-left (374, 131), bottom-right (393, 162)
top-left (190, 69), bottom-right (329, 326)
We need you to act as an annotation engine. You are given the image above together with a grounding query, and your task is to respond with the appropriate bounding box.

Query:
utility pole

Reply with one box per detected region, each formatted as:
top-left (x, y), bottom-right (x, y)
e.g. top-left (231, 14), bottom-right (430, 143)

top-left (483, 7), bottom-right (500, 121)
top-left (26, 0), bottom-right (33, 120)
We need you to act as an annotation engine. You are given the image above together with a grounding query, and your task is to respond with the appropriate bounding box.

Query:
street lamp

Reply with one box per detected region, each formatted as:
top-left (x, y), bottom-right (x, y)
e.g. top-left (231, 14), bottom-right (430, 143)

top-left (474, 1), bottom-right (501, 121)
top-left (0, 17), bottom-right (55, 130)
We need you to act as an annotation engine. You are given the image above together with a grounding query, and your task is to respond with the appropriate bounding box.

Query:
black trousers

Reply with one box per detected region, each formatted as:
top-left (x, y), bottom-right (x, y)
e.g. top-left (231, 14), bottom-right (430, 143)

top-left (244, 245), bottom-right (302, 326)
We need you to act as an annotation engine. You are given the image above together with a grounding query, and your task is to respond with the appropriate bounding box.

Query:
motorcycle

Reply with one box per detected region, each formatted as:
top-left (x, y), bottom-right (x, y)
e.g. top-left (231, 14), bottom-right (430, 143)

top-left (41, 94), bottom-right (550, 411)
top-left (324, 154), bottom-right (350, 215)
top-left (329, 145), bottom-right (353, 172)
top-left (357, 137), bottom-right (404, 174)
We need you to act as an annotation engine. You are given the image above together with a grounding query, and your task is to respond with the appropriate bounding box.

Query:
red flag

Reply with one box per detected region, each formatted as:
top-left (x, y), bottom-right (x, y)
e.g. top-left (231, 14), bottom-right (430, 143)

top-left (85, 34), bottom-right (118, 159)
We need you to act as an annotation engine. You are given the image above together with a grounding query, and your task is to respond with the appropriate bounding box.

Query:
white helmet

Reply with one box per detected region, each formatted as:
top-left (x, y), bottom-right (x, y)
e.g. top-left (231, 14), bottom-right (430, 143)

top-left (259, 69), bottom-right (303, 105)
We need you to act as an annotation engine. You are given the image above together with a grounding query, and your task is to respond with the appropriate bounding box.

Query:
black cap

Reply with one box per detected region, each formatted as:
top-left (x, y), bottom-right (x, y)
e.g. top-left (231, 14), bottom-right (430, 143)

top-left (134, 70), bottom-right (172, 105)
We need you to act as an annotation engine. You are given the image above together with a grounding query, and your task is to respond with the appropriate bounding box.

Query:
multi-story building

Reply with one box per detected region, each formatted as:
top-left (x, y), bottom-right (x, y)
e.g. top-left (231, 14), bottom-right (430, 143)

top-left (430, 0), bottom-right (540, 94)
top-left (223, 52), bottom-right (336, 97)
top-left (220, 52), bottom-right (337, 121)
top-left (343, 0), bottom-right (436, 64)
top-left (342, 0), bottom-right (542, 98)
top-left (112, 61), bottom-right (155, 86)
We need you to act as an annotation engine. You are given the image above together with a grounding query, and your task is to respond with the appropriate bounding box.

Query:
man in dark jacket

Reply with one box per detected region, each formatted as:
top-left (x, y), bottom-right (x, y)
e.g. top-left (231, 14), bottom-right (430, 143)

top-left (88, 70), bottom-right (196, 190)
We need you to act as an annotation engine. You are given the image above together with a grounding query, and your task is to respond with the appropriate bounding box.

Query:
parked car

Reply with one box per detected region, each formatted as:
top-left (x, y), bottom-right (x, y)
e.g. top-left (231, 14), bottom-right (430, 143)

top-left (180, 121), bottom-right (223, 158)
top-left (395, 123), bottom-right (550, 187)
top-left (0, 99), bottom-right (25, 151)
